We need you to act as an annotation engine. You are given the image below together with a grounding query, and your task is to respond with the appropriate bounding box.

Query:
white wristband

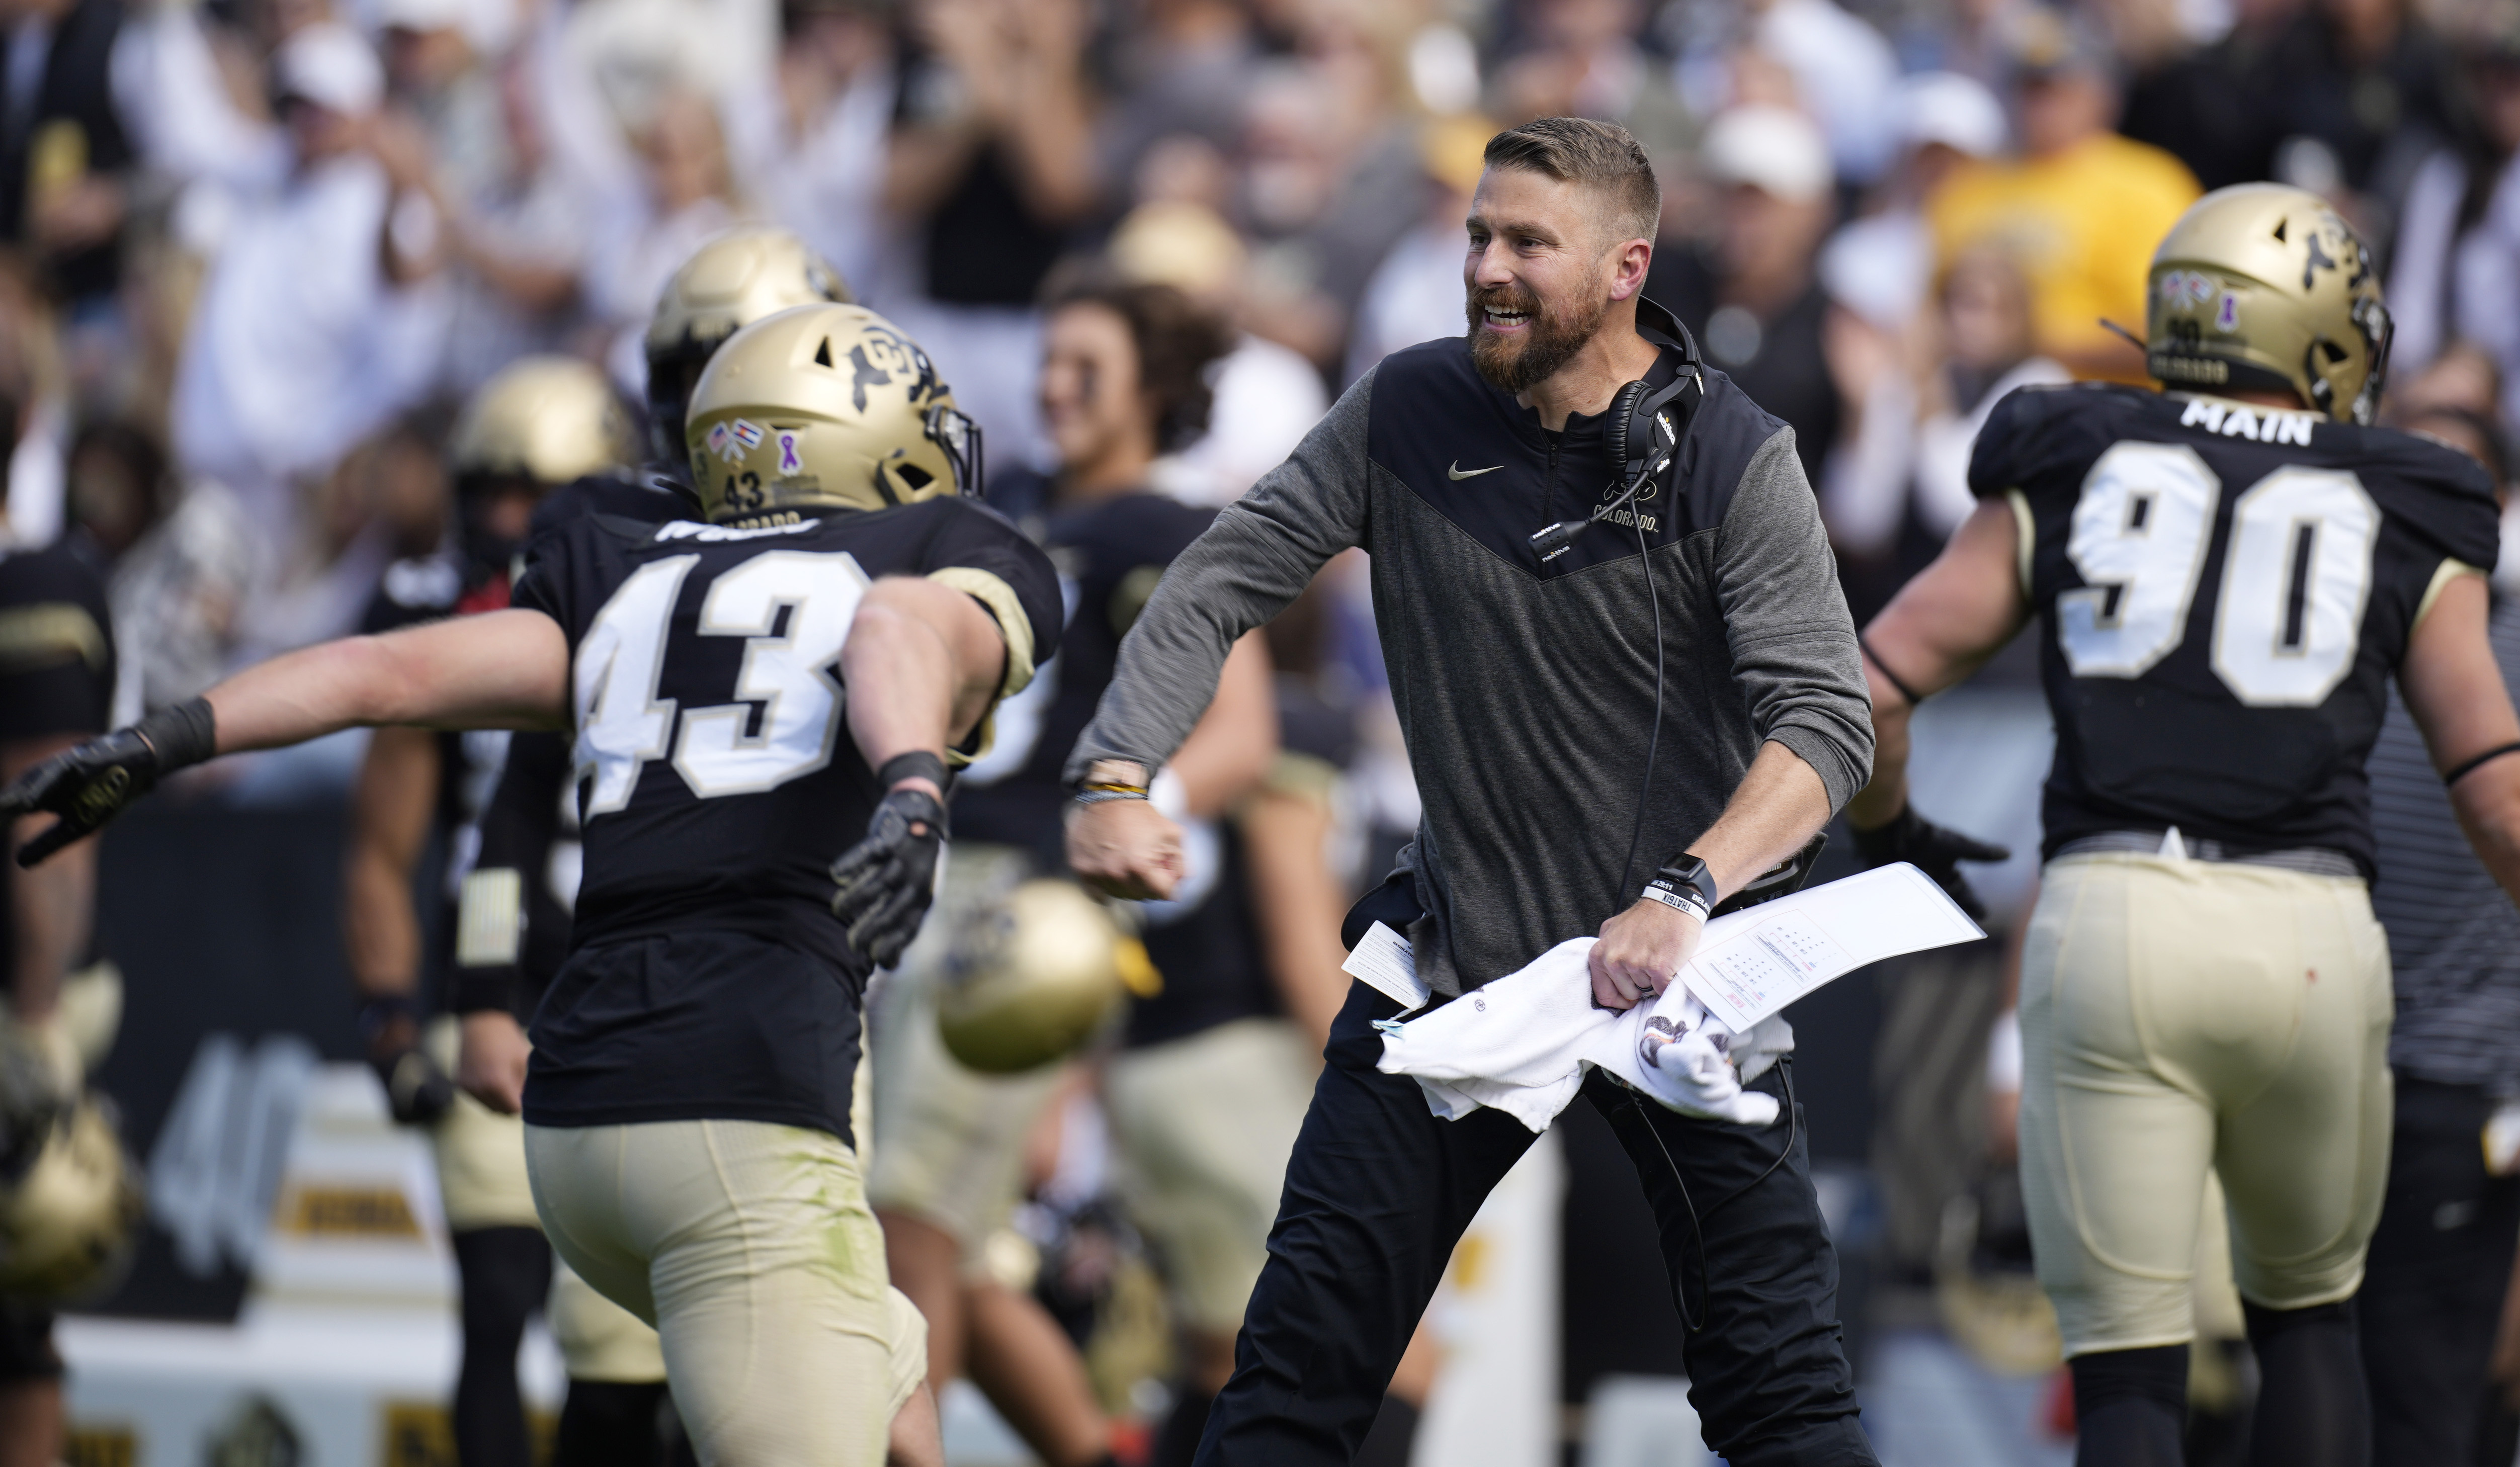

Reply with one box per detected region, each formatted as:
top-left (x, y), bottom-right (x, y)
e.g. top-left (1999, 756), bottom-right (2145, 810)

top-left (1987, 1008), bottom-right (2024, 1094)
top-left (1149, 767), bottom-right (1188, 820)
top-left (1639, 884), bottom-right (1710, 921)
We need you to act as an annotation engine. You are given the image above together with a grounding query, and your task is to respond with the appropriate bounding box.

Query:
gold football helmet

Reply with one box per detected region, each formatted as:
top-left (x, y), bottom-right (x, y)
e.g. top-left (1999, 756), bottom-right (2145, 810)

top-left (451, 356), bottom-right (637, 486)
top-left (0, 1032), bottom-right (142, 1303)
top-left (646, 226), bottom-right (852, 461)
top-left (2146, 183), bottom-right (2392, 423)
top-left (683, 303), bottom-right (982, 521)
top-left (935, 880), bottom-right (1137, 1074)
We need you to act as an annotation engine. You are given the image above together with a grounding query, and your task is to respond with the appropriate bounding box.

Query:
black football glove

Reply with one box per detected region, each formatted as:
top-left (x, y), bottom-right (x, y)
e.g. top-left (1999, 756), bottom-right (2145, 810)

top-left (1, 698), bottom-right (216, 868)
top-left (358, 997), bottom-right (453, 1126)
top-left (1851, 804), bottom-right (2011, 921)
top-left (379, 1046), bottom-right (455, 1126)
top-left (830, 787), bottom-right (948, 969)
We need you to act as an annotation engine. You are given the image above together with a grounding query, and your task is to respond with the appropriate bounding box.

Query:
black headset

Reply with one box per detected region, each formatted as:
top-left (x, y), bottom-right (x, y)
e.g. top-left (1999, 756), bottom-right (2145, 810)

top-left (1528, 302), bottom-right (1706, 561)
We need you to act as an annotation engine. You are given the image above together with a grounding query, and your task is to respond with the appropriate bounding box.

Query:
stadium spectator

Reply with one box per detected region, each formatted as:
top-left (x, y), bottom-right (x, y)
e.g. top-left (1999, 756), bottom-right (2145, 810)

top-left (1347, 115), bottom-right (1490, 385)
top-left (167, 21), bottom-right (445, 650)
top-left (2247, 0), bottom-right (2455, 234)
top-left (2116, 0), bottom-right (2304, 192)
top-left (1107, 200), bottom-right (1327, 506)
top-left (586, 88), bottom-right (745, 391)
top-left (885, 0), bottom-right (1098, 458)
top-left (2387, 5), bottom-right (2520, 426)
top-left (0, 0), bottom-right (136, 320)
top-left (1489, 0), bottom-right (1696, 166)
top-left (2360, 360), bottom-right (2520, 1467)
top-left (1099, 0), bottom-right (1263, 210)
top-left (1822, 242), bottom-right (2066, 623)
top-left (751, 0), bottom-right (895, 299)
top-left (1651, 104), bottom-right (1842, 485)
top-left (1923, 9), bottom-right (2200, 380)
top-left (61, 417), bottom-right (162, 563)
top-left (1818, 70), bottom-right (2007, 342)
top-left (427, 56), bottom-right (591, 393)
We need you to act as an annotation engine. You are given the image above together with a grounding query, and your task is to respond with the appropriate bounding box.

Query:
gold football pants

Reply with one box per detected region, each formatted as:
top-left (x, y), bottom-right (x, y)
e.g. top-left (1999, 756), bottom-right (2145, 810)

top-left (2019, 852), bottom-right (2392, 1357)
top-left (865, 843), bottom-right (1070, 1262)
top-left (1105, 1017), bottom-right (1316, 1334)
top-left (524, 1119), bottom-right (927, 1466)
top-left (422, 1017), bottom-right (665, 1380)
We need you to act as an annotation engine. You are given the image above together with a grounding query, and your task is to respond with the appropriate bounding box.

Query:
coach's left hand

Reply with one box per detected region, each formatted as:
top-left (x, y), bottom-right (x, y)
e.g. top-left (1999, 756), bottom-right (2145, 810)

top-left (1590, 898), bottom-right (1705, 1011)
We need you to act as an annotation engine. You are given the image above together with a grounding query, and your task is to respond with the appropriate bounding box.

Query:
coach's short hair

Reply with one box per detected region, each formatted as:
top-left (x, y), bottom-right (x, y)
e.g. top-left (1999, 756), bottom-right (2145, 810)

top-left (1482, 117), bottom-right (1661, 246)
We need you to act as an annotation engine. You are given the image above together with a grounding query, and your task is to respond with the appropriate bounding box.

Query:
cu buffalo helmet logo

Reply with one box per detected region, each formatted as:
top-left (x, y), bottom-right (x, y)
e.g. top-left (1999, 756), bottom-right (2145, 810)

top-left (843, 324), bottom-right (943, 413)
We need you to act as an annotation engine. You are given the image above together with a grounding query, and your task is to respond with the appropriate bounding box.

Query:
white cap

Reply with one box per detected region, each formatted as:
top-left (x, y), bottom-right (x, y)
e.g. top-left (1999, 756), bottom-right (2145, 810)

top-left (375, 0), bottom-right (464, 32)
top-left (1700, 105), bottom-right (1833, 205)
top-left (273, 22), bottom-right (384, 116)
top-left (1897, 71), bottom-right (2006, 158)
top-left (375, 0), bottom-right (517, 54)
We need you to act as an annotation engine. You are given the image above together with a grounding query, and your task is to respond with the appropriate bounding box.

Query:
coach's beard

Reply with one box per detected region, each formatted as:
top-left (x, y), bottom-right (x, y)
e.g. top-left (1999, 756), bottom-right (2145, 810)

top-left (1467, 276), bottom-right (1610, 395)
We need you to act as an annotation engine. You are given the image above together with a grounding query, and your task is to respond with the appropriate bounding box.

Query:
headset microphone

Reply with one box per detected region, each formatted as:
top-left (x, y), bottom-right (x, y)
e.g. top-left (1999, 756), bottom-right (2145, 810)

top-left (1528, 367), bottom-right (1699, 562)
top-left (1529, 412), bottom-right (1677, 560)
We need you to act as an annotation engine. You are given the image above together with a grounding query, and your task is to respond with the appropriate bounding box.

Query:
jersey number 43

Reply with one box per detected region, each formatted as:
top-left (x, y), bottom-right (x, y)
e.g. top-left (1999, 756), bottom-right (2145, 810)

top-left (2057, 443), bottom-right (2380, 707)
top-left (571, 550), bottom-right (871, 811)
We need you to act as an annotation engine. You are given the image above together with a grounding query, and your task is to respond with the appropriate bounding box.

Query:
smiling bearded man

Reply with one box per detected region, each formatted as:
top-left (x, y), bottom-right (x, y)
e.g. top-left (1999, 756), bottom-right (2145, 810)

top-left (1467, 248), bottom-right (1611, 394)
top-left (1058, 117), bottom-right (1881, 1466)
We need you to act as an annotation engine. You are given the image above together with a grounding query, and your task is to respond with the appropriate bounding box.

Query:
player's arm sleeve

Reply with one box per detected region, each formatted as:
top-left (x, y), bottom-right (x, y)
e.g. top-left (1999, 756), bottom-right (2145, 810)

top-left (1713, 426), bottom-right (1874, 814)
top-left (1065, 367), bottom-right (1376, 785)
top-left (448, 744), bottom-right (564, 1016)
top-left (924, 502), bottom-right (1064, 696)
top-left (1965, 387), bottom-right (2046, 500)
top-left (507, 524), bottom-right (584, 651)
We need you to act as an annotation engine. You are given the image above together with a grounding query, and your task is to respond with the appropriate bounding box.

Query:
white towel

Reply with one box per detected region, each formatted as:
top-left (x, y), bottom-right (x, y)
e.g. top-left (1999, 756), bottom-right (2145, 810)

top-left (1375, 937), bottom-right (1788, 1133)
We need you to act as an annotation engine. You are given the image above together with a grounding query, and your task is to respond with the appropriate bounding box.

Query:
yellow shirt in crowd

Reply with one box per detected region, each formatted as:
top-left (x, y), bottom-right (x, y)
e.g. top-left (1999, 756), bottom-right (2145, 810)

top-left (1927, 133), bottom-right (2203, 380)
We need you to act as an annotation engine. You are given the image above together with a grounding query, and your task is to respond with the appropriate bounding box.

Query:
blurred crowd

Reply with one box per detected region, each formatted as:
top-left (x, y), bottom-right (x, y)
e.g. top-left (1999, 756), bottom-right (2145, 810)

top-left (8, 0), bottom-right (2520, 712)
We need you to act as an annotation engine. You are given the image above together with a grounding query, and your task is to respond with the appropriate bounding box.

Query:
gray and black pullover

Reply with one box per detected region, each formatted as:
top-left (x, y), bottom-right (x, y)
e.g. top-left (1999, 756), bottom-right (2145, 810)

top-left (1069, 306), bottom-right (1873, 996)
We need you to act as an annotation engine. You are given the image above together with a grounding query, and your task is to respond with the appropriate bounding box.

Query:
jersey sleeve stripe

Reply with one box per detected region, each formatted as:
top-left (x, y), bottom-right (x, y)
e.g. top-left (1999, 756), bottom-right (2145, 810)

top-left (928, 566), bottom-right (1039, 699)
top-left (2005, 489), bottom-right (2037, 601)
top-left (0, 602), bottom-right (110, 674)
top-left (456, 867), bottom-right (526, 967)
top-left (2412, 557), bottom-right (2488, 633)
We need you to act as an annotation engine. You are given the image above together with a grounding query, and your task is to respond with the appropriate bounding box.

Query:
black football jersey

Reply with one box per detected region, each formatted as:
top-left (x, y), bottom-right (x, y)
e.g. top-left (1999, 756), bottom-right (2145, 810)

top-left (1971, 384), bottom-right (2500, 875)
top-left (0, 543), bottom-right (115, 994)
top-left (510, 498), bottom-right (1060, 1136)
top-left (959, 481), bottom-right (1278, 1047)
top-left (446, 474), bottom-right (685, 1021)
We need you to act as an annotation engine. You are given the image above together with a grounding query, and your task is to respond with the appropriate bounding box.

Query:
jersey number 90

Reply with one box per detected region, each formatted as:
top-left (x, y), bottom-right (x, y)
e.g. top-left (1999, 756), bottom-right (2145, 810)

top-left (571, 550), bottom-right (871, 813)
top-left (2057, 443), bottom-right (2380, 706)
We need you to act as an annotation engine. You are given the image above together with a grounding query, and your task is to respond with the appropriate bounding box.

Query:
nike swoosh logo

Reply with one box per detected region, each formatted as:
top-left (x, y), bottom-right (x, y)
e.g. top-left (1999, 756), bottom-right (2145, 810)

top-left (1447, 461), bottom-right (1502, 480)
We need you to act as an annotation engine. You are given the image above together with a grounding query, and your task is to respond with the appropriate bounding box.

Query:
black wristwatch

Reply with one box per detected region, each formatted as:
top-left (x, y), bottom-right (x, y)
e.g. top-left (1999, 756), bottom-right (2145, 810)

top-left (1642, 854), bottom-right (1720, 920)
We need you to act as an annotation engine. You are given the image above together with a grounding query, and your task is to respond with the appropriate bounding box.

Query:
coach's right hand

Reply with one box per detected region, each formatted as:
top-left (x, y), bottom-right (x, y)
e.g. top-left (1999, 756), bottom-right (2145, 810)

top-left (1066, 762), bottom-right (1186, 901)
top-left (1850, 802), bottom-right (2010, 920)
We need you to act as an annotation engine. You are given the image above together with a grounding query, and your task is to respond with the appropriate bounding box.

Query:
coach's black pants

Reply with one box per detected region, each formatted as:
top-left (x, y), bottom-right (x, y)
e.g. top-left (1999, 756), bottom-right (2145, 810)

top-left (2359, 1076), bottom-right (2520, 1467)
top-left (1195, 982), bottom-right (1875, 1467)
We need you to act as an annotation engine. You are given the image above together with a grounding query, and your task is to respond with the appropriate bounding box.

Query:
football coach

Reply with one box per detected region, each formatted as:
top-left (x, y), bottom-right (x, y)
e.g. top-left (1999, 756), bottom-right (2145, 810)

top-left (1065, 117), bottom-right (1879, 1466)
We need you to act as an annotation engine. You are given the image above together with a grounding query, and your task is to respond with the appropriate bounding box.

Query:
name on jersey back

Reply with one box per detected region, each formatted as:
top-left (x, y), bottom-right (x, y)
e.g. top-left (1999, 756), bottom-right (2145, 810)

top-left (2176, 397), bottom-right (2319, 447)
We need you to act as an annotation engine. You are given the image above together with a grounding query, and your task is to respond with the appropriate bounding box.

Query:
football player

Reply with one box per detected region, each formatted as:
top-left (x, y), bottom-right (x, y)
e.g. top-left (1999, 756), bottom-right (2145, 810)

top-left (1849, 183), bottom-right (2520, 1466)
top-left (341, 355), bottom-right (640, 1467)
top-left (867, 279), bottom-right (1280, 1467)
top-left (5, 301), bottom-right (1056, 1467)
top-left (437, 225), bottom-right (852, 1464)
top-left (0, 535), bottom-right (116, 1467)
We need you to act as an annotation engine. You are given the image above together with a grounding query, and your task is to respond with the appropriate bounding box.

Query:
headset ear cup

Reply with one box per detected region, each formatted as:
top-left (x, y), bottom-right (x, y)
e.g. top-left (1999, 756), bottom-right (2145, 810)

top-left (1609, 380), bottom-right (1650, 480)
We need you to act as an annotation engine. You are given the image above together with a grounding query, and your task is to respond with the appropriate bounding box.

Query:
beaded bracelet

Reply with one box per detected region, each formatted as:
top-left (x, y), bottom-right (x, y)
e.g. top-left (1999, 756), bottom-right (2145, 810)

top-left (1074, 782), bottom-right (1151, 806)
